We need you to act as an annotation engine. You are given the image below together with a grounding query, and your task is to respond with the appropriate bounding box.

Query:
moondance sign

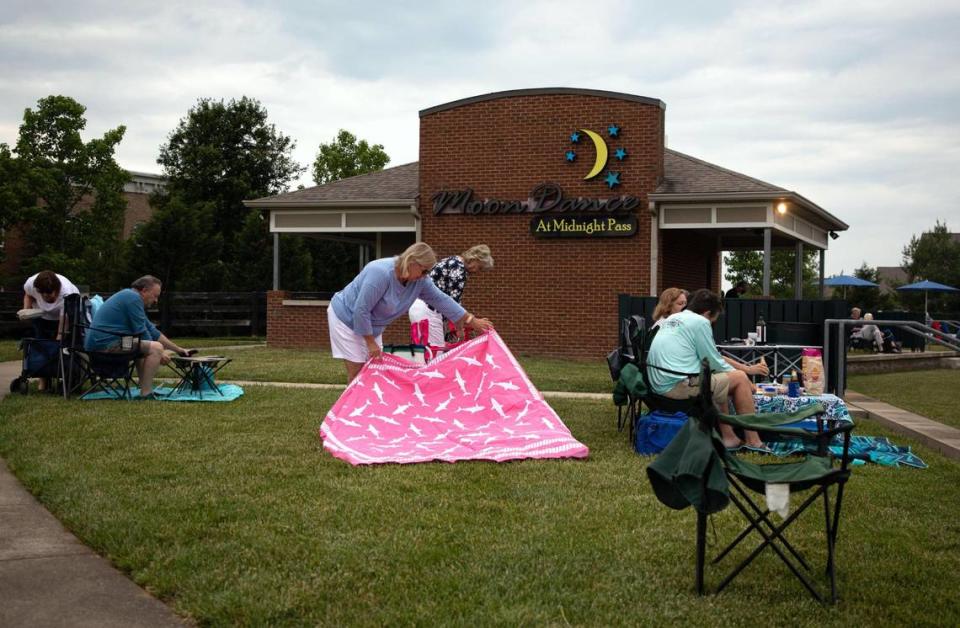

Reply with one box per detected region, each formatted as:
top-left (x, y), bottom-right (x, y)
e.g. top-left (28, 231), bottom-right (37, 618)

top-left (320, 331), bottom-right (590, 466)
top-left (432, 182), bottom-right (641, 216)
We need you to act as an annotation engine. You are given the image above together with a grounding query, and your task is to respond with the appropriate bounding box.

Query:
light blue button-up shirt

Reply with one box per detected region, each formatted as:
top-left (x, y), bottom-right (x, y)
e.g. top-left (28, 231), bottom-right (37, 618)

top-left (331, 257), bottom-right (466, 336)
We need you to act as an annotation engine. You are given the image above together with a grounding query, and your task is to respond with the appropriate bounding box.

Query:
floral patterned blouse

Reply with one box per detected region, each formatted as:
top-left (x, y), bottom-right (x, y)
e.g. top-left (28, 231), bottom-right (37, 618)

top-left (429, 256), bottom-right (468, 303)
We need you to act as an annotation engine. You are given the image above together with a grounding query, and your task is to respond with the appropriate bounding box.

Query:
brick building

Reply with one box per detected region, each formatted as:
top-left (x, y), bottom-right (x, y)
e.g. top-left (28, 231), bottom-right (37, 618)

top-left (248, 88), bottom-right (847, 358)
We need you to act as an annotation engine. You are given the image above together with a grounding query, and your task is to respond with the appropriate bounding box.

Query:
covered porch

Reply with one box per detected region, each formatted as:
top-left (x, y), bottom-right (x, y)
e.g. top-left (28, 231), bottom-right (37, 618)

top-left (648, 150), bottom-right (849, 297)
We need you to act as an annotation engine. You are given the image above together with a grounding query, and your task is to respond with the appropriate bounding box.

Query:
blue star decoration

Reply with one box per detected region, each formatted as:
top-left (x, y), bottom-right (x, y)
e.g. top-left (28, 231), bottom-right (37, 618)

top-left (570, 131), bottom-right (580, 143)
top-left (614, 147), bottom-right (627, 161)
top-left (605, 171), bottom-right (621, 188)
top-left (565, 150), bottom-right (576, 162)
top-left (607, 124), bottom-right (620, 137)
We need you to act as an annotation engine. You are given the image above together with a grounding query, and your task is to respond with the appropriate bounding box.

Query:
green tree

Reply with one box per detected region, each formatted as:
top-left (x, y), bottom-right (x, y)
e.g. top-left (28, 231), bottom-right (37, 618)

top-left (0, 144), bottom-right (33, 279)
top-left (900, 220), bottom-right (960, 312)
top-left (841, 262), bottom-right (898, 312)
top-left (156, 96), bottom-right (304, 288)
top-left (126, 194), bottom-right (224, 291)
top-left (724, 249), bottom-right (820, 298)
top-left (11, 95), bottom-right (128, 288)
top-left (312, 129), bottom-right (389, 185)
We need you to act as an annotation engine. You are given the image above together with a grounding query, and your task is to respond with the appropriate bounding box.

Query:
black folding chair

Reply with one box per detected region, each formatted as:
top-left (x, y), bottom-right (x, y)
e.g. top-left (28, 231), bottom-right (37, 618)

top-left (59, 294), bottom-right (142, 400)
top-left (647, 359), bottom-right (855, 604)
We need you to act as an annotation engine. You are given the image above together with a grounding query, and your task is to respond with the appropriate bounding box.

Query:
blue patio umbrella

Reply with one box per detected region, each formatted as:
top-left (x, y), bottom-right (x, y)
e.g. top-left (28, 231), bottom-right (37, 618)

top-left (896, 280), bottom-right (960, 319)
top-left (823, 275), bottom-right (879, 299)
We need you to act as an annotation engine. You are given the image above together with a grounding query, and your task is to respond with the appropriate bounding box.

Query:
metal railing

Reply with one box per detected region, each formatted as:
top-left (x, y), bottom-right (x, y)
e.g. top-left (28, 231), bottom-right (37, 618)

top-left (823, 318), bottom-right (960, 397)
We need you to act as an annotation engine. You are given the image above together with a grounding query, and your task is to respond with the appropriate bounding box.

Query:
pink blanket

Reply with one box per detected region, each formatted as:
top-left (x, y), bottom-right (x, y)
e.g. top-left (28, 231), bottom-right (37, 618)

top-left (320, 331), bottom-right (589, 465)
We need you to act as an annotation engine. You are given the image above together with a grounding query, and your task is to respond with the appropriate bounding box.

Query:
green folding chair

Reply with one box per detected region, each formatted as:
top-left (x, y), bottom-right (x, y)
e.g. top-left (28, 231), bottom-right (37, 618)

top-left (647, 359), bottom-right (855, 604)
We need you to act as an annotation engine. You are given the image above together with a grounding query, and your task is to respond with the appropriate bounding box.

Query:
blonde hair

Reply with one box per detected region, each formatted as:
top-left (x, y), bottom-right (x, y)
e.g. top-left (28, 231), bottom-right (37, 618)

top-left (462, 244), bottom-right (494, 271)
top-left (396, 242), bottom-right (437, 278)
top-left (653, 287), bottom-right (686, 321)
top-left (863, 312), bottom-right (874, 321)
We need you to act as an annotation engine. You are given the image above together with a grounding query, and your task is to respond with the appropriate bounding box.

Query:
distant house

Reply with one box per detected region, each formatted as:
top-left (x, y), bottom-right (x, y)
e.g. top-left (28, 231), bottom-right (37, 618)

top-left (0, 170), bottom-right (165, 290)
top-left (876, 266), bottom-right (908, 294)
top-left (876, 232), bottom-right (960, 294)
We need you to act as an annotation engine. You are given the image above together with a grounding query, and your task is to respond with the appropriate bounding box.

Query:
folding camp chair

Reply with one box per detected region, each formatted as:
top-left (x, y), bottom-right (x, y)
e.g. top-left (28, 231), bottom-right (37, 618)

top-left (59, 294), bottom-right (142, 400)
top-left (612, 320), bottom-right (701, 440)
top-left (646, 359), bottom-right (855, 604)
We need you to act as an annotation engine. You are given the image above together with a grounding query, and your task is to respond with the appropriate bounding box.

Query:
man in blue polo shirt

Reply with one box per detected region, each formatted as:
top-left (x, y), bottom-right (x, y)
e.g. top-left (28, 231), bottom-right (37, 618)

top-left (86, 275), bottom-right (191, 400)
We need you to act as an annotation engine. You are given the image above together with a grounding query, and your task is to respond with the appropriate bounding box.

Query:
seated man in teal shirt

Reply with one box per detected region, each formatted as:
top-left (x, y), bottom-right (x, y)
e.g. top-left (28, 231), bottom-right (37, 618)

top-left (86, 275), bottom-right (191, 400)
top-left (648, 288), bottom-right (767, 450)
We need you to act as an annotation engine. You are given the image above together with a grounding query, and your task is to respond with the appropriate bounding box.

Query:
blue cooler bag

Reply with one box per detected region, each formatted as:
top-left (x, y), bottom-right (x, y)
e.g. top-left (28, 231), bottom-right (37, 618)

top-left (634, 410), bottom-right (688, 455)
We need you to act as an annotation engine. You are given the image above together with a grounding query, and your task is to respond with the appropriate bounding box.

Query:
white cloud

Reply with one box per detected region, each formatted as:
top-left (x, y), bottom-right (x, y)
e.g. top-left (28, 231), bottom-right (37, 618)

top-left (1, 0), bottom-right (958, 276)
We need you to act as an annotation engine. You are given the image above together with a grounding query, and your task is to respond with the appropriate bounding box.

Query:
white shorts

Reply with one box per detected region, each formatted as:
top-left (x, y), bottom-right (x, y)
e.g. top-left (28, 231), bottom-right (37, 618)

top-left (408, 299), bottom-right (445, 347)
top-left (327, 306), bottom-right (382, 363)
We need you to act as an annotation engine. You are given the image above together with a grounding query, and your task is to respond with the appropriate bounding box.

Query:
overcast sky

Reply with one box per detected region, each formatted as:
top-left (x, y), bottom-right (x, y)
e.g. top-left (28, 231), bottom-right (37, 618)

top-left (2, 0), bottom-right (958, 277)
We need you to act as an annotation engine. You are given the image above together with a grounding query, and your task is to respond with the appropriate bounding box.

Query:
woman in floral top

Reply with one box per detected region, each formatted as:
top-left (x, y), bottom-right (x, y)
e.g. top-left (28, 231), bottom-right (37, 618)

top-left (409, 244), bottom-right (494, 346)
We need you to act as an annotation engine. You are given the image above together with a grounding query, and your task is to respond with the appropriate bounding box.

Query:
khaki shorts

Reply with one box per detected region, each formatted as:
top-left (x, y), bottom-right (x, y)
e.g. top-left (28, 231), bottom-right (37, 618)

top-left (663, 371), bottom-right (732, 414)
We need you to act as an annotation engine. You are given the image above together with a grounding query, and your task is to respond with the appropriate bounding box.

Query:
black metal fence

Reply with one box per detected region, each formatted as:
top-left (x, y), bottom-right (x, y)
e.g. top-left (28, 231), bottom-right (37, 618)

top-left (1, 291), bottom-right (267, 338)
top-left (618, 294), bottom-right (850, 345)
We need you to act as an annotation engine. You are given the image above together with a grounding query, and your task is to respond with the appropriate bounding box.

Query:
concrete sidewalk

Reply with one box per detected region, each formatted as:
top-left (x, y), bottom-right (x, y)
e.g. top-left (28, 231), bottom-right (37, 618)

top-left (0, 360), bottom-right (186, 627)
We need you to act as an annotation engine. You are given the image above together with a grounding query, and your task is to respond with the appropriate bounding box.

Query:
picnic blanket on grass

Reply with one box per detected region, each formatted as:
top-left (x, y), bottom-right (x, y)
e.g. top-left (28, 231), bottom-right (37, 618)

top-left (320, 331), bottom-right (589, 465)
top-left (81, 383), bottom-right (244, 402)
top-left (765, 435), bottom-right (927, 468)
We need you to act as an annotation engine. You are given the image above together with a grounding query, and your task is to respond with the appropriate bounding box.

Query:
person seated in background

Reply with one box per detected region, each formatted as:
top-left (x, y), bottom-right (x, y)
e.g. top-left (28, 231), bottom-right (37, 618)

top-left (848, 307), bottom-right (865, 347)
top-left (653, 286), bottom-right (768, 377)
top-left (861, 313), bottom-right (901, 353)
top-left (647, 289), bottom-right (768, 451)
top-left (724, 281), bottom-right (748, 299)
top-left (22, 270), bottom-right (80, 341)
top-left (651, 287), bottom-right (688, 329)
top-left (85, 275), bottom-right (192, 400)
top-left (408, 244), bottom-right (495, 346)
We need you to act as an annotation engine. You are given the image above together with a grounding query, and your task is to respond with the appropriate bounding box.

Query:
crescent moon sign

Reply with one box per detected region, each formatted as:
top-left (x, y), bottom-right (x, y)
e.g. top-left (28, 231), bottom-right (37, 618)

top-left (580, 129), bottom-right (608, 180)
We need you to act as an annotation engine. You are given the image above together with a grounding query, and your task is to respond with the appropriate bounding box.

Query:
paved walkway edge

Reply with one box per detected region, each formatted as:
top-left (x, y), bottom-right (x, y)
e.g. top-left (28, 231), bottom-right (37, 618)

top-left (844, 390), bottom-right (960, 460)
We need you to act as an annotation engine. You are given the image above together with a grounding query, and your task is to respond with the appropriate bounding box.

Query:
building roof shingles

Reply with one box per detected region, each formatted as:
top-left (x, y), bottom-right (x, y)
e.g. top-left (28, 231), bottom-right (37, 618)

top-left (248, 150), bottom-right (788, 205)
top-left (655, 149), bottom-right (786, 195)
top-left (247, 162), bottom-right (419, 204)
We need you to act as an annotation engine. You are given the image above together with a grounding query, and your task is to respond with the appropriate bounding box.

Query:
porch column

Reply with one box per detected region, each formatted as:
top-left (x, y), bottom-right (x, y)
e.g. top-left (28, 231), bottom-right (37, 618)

top-left (819, 249), bottom-right (825, 298)
top-left (794, 241), bottom-right (804, 299)
top-left (762, 228), bottom-right (772, 296)
top-left (273, 232), bottom-right (279, 291)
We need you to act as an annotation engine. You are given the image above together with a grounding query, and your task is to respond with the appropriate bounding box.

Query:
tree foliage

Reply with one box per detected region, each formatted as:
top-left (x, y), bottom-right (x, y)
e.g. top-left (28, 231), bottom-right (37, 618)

top-left (724, 249), bottom-right (821, 298)
top-left (312, 129), bottom-right (389, 185)
top-left (147, 97), bottom-right (305, 289)
top-left (842, 263), bottom-right (898, 312)
top-left (9, 95), bottom-right (128, 288)
top-left (126, 194), bottom-right (223, 291)
top-left (900, 220), bottom-right (960, 312)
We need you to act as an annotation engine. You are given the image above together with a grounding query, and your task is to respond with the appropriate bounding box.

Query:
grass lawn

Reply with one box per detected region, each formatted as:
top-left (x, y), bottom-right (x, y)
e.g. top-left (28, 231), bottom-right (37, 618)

top-left (847, 369), bottom-right (960, 429)
top-left (1, 387), bottom-right (958, 625)
top-left (211, 346), bottom-right (613, 393)
top-left (0, 336), bottom-right (264, 364)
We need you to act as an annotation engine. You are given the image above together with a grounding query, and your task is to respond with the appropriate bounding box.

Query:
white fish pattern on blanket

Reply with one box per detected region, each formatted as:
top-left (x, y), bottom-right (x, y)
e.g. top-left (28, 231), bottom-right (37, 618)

top-left (320, 331), bottom-right (588, 465)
